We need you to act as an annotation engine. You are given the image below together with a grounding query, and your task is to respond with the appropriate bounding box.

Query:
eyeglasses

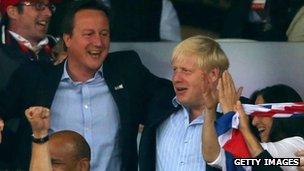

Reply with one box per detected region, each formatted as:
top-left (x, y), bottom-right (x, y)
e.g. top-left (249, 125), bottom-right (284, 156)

top-left (18, 1), bottom-right (56, 12)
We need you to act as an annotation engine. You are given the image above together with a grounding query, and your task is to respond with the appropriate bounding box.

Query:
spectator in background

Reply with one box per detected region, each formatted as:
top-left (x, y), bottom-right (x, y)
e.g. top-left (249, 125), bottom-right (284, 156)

top-left (0, 0), bottom-right (57, 168)
top-left (286, 6), bottom-right (304, 41)
top-left (221, 0), bottom-right (304, 41)
top-left (0, 0), bottom-right (58, 89)
top-left (25, 107), bottom-right (90, 171)
top-left (48, 0), bottom-right (181, 42)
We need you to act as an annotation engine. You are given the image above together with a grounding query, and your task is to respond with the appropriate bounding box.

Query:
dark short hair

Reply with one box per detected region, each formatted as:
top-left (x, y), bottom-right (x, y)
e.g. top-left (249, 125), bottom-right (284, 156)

top-left (50, 130), bottom-right (91, 160)
top-left (61, 0), bottom-right (109, 36)
top-left (1, 4), bottom-right (24, 26)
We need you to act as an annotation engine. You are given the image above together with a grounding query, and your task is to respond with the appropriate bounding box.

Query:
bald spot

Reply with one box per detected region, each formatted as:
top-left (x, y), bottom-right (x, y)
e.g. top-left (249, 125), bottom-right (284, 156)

top-left (49, 130), bottom-right (91, 160)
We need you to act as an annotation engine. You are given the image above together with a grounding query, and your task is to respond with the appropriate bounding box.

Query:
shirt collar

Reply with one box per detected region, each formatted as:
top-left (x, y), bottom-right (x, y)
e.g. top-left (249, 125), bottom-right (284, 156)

top-left (8, 30), bottom-right (49, 53)
top-left (61, 60), bottom-right (104, 83)
top-left (171, 96), bottom-right (204, 125)
top-left (172, 96), bottom-right (181, 108)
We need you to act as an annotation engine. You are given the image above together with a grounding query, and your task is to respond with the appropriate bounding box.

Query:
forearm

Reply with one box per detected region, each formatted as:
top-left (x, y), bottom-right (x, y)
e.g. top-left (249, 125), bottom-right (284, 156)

top-left (30, 142), bottom-right (52, 171)
top-left (202, 109), bottom-right (220, 162)
top-left (240, 128), bottom-right (263, 157)
top-left (30, 129), bottom-right (51, 171)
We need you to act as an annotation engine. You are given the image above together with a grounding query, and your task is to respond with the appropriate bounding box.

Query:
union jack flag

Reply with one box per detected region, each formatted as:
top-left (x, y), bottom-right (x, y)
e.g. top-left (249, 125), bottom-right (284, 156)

top-left (215, 102), bottom-right (304, 170)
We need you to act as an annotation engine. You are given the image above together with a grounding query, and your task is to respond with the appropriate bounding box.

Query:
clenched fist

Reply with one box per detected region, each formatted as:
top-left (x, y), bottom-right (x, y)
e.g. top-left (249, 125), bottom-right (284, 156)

top-left (25, 107), bottom-right (50, 137)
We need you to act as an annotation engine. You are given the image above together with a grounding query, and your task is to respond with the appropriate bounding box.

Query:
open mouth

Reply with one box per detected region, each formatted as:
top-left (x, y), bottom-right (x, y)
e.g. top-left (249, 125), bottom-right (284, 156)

top-left (175, 87), bottom-right (187, 94)
top-left (257, 127), bottom-right (266, 136)
top-left (88, 50), bottom-right (102, 58)
top-left (36, 20), bottom-right (48, 27)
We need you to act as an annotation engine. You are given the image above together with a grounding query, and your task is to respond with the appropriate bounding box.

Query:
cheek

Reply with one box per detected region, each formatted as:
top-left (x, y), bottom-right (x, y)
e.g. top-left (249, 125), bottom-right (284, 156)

top-left (262, 118), bottom-right (273, 126)
top-left (103, 37), bottom-right (110, 46)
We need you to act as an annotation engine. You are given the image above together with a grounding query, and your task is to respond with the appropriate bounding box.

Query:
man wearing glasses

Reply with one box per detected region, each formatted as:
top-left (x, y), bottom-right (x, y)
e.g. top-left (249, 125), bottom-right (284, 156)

top-left (0, 0), bottom-right (57, 89)
top-left (0, 0), bottom-right (57, 169)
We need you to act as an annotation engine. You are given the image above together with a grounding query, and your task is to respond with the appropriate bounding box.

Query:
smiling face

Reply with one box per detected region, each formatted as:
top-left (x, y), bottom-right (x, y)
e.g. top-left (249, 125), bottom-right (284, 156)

top-left (172, 56), bottom-right (210, 111)
top-left (252, 95), bottom-right (273, 142)
top-left (64, 9), bottom-right (110, 81)
top-left (10, 0), bottom-right (52, 44)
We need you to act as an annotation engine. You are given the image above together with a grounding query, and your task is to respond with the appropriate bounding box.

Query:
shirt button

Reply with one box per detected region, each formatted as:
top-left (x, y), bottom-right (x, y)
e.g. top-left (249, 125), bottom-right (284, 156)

top-left (84, 105), bottom-right (88, 109)
top-left (180, 162), bottom-right (185, 165)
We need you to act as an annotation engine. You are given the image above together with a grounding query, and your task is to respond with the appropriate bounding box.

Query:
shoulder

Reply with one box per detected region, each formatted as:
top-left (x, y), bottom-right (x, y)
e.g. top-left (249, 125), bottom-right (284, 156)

top-left (13, 61), bottom-right (60, 79)
top-left (263, 136), bottom-right (304, 146)
top-left (107, 50), bottom-right (140, 62)
top-left (46, 35), bottom-right (58, 47)
top-left (261, 136), bottom-right (304, 158)
top-left (105, 50), bottom-right (144, 70)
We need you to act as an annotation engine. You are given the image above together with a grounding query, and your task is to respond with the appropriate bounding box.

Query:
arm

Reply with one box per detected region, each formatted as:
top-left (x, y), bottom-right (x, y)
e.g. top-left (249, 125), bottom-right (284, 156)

top-left (0, 118), bottom-right (3, 143)
top-left (160, 0), bottom-right (181, 41)
top-left (202, 70), bottom-right (241, 164)
top-left (202, 83), bottom-right (220, 163)
top-left (296, 149), bottom-right (304, 171)
top-left (236, 102), bottom-right (283, 171)
top-left (25, 107), bottom-right (52, 171)
top-left (235, 101), bottom-right (264, 157)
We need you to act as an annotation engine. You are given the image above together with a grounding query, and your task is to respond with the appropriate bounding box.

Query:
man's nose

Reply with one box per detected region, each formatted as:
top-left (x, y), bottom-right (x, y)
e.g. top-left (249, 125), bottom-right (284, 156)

top-left (92, 35), bottom-right (103, 47)
top-left (172, 71), bottom-right (182, 83)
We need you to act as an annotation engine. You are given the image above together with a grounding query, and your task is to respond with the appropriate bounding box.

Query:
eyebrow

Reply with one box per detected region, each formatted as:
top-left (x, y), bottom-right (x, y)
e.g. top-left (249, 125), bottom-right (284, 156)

top-left (81, 29), bottom-right (109, 32)
top-left (51, 158), bottom-right (65, 164)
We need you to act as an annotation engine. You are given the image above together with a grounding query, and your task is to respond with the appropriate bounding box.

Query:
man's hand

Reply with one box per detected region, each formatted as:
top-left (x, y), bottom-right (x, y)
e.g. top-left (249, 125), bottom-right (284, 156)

top-left (218, 70), bottom-right (243, 113)
top-left (25, 107), bottom-right (50, 137)
top-left (203, 82), bottom-right (218, 111)
top-left (295, 150), bottom-right (304, 171)
top-left (0, 118), bottom-right (4, 143)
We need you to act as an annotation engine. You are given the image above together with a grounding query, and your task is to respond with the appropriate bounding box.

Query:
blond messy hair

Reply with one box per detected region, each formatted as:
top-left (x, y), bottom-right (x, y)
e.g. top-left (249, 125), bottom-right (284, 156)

top-left (172, 35), bottom-right (229, 72)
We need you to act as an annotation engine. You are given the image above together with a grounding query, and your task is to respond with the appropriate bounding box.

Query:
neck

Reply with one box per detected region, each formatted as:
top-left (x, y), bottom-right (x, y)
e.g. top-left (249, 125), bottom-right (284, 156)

top-left (67, 60), bottom-right (97, 82)
top-left (189, 106), bottom-right (204, 122)
top-left (8, 26), bottom-right (39, 46)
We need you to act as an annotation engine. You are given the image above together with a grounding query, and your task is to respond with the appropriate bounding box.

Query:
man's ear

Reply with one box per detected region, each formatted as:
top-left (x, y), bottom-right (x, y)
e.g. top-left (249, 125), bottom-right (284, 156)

top-left (63, 33), bottom-right (71, 49)
top-left (6, 5), bottom-right (19, 20)
top-left (208, 68), bottom-right (220, 83)
top-left (79, 158), bottom-right (90, 171)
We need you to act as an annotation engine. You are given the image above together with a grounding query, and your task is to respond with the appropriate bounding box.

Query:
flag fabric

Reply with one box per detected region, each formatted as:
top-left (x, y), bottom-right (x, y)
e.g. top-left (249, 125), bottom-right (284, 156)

top-left (214, 102), bottom-right (304, 171)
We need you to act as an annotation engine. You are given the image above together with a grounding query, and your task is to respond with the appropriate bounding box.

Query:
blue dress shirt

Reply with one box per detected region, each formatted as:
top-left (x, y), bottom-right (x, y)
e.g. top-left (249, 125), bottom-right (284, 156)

top-left (50, 61), bottom-right (121, 171)
top-left (156, 98), bottom-right (206, 171)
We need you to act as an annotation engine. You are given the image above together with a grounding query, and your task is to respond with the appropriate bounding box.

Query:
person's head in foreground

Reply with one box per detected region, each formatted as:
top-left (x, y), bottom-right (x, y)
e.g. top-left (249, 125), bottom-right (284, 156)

top-left (251, 84), bottom-right (304, 142)
top-left (171, 35), bottom-right (229, 112)
top-left (50, 130), bottom-right (91, 171)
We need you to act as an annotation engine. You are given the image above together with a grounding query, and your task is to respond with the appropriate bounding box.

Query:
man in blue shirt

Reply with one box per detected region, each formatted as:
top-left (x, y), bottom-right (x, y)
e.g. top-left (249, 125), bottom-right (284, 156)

top-left (0, 1), bottom-right (174, 170)
top-left (139, 35), bottom-right (229, 171)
